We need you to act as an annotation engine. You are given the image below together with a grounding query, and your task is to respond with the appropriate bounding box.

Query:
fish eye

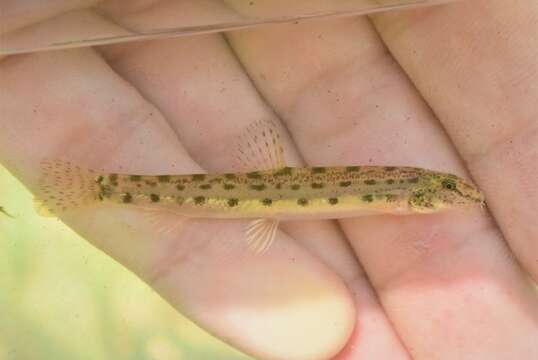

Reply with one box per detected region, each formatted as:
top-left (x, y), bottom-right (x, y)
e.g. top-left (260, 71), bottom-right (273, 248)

top-left (442, 179), bottom-right (456, 191)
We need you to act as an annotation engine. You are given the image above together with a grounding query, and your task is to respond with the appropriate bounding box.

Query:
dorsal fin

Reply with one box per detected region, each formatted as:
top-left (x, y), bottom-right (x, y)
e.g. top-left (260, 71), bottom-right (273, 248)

top-left (234, 119), bottom-right (286, 172)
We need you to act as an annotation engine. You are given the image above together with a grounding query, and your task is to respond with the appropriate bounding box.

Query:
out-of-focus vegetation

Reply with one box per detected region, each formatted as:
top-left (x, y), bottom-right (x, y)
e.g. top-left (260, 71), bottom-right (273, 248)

top-left (0, 164), bottom-right (251, 360)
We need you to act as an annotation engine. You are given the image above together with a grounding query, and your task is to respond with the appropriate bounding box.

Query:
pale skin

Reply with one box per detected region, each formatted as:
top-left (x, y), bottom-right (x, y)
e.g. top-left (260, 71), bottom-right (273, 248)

top-left (1, 1), bottom-right (538, 359)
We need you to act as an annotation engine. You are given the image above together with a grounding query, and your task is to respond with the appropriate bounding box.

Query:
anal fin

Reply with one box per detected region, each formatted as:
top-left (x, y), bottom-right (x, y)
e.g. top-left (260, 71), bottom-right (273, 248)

top-left (245, 218), bottom-right (279, 254)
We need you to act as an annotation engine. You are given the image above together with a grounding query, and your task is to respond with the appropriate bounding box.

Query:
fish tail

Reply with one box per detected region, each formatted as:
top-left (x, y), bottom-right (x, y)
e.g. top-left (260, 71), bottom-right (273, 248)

top-left (35, 159), bottom-right (101, 217)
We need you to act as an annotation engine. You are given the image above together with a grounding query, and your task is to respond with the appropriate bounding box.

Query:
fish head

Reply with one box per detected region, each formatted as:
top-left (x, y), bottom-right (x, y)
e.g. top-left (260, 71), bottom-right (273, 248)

top-left (408, 172), bottom-right (484, 213)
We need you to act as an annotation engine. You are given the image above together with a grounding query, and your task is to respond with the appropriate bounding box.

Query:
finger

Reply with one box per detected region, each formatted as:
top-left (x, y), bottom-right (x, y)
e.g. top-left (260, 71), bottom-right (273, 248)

top-left (0, 47), bottom-right (354, 360)
top-left (371, 0), bottom-right (538, 282)
top-left (225, 15), bottom-right (538, 359)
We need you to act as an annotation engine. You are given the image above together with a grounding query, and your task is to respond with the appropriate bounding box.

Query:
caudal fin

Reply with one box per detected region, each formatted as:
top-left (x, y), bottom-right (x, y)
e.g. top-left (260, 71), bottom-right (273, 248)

top-left (35, 159), bottom-right (101, 217)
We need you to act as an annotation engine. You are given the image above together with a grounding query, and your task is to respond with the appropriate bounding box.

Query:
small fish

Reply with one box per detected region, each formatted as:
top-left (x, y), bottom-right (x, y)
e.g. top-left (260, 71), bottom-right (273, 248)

top-left (35, 120), bottom-right (484, 252)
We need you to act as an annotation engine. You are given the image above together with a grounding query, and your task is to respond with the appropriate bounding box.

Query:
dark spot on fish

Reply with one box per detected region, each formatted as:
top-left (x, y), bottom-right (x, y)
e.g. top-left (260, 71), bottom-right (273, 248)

top-left (109, 174), bottom-right (118, 183)
top-left (274, 167), bottom-right (292, 176)
top-left (386, 179), bottom-right (395, 185)
top-left (247, 171), bottom-right (262, 179)
top-left (199, 184), bottom-right (211, 190)
top-left (384, 166), bottom-right (396, 171)
top-left (412, 191), bottom-right (434, 208)
top-left (130, 175), bottom-right (141, 182)
top-left (297, 198), bottom-right (308, 206)
top-left (224, 173), bottom-right (237, 180)
top-left (96, 176), bottom-right (104, 184)
top-left (346, 166), bottom-right (360, 172)
top-left (364, 179), bottom-right (376, 185)
top-left (150, 194), bottom-right (160, 202)
top-left (250, 184), bottom-right (266, 191)
top-left (194, 196), bottom-right (205, 205)
top-left (122, 193), bottom-right (132, 203)
top-left (145, 181), bottom-right (157, 187)
top-left (209, 177), bottom-right (222, 184)
top-left (311, 182), bottom-right (324, 189)
top-left (386, 194), bottom-right (398, 202)
top-left (176, 184), bottom-right (185, 191)
top-left (339, 181), bottom-right (351, 187)
top-left (227, 198), bottom-right (238, 207)
top-left (275, 183), bottom-right (282, 189)
top-left (291, 184), bottom-right (301, 190)
top-left (223, 183), bottom-right (235, 190)
top-left (261, 198), bottom-right (272, 206)
top-left (311, 167), bottom-right (326, 174)
top-left (192, 174), bottom-right (206, 182)
top-left (99, 184), bottom-right (112, 199)
top-left (158, 175), bottom-right (170, 183)
top-left (408, 177), bottom-right (419, 184)
top-left (362, 194), bottom-right (374, 203)
top-left (328, 197), bottom-right (338, 205)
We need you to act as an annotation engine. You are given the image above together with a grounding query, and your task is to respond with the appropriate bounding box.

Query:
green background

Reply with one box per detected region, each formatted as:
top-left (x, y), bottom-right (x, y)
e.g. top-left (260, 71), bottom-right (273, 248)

top-left (0, 164), bottom-right (251, 360)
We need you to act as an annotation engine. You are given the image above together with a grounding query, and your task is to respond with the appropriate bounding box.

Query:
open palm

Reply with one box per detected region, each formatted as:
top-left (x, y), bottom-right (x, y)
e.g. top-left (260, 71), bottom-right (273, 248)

top-left (1, 1), bottom-right (537, 359)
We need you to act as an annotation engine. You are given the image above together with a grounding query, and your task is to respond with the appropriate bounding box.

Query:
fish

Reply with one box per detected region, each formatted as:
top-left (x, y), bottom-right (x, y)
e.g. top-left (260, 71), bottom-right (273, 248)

top-left (35, 120), bottom-right (485, 252)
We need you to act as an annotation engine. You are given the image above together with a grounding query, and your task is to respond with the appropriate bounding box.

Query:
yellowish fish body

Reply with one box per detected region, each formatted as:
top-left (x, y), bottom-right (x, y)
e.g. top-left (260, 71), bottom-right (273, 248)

top-left (78, 165), bottom-right (481, 220)
top-left (36, 120), bottom-right (484, 252)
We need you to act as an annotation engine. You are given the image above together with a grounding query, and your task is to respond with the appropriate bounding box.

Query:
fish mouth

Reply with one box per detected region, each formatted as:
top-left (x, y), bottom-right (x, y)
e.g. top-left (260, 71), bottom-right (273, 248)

top-left (453, 180), bottom-right (485, 207)
top-left (459, 190), bottom-right (486, 210)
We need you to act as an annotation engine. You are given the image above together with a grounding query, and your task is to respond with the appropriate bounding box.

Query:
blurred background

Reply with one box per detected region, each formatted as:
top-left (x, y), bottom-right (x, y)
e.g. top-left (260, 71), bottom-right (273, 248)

top-left (0, 164), bottom-right (251, 359)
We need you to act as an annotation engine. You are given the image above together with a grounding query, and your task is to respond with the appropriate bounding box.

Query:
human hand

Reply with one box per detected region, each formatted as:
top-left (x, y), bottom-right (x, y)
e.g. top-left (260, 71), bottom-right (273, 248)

top-left (1, 1), bottom-right (537, 359)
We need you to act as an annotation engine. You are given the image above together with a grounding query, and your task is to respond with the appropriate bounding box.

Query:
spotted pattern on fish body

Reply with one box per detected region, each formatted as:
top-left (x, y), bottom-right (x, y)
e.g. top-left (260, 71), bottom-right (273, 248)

top-left (36, 164), bottom-right (482, 220)
top-left (192, 174), bottom-right (206, 182)
top-left (122, 193), bottom-right (132, 203)
top-left (158, 175), bottom-right (170, 183)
